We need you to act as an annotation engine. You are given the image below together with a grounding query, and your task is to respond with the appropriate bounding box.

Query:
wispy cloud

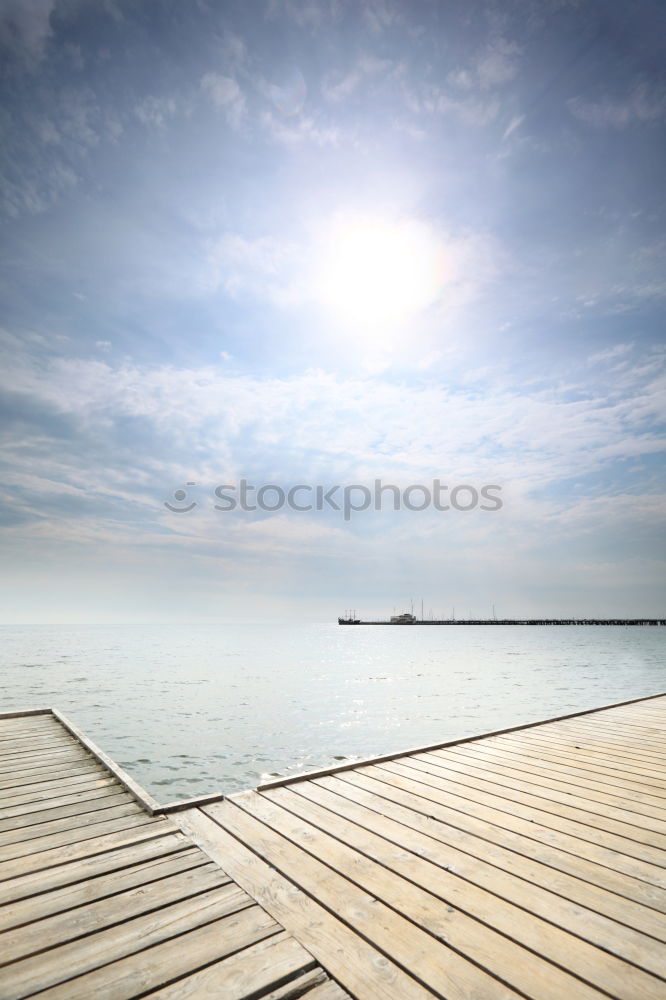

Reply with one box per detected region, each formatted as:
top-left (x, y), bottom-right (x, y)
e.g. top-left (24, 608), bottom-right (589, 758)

top-left (568, 82), bottom-right (666, 128)
top-left (200, 72), bottom-right (246, 127)
top-left (0, 0), bottom-right (55, 64)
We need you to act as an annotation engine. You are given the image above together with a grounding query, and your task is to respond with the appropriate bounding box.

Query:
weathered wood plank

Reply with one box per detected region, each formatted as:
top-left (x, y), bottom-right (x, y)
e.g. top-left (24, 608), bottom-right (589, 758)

top-left (0, 749), bottom-right (90, 776)
top-left (178, 805), bottom-right (440, 1000)
top-left (379, 753), bottom-right (665, 855)
top-left (234, 790), bottom-right (650, 1000)
top-left (27, 905), bottom-right (281, 1000)
top-left (452, 742), bottom-right (666, 801)
top-left (376, 760), bottom-right (666, 906)
top-left (0, 847), bottom-right (207, 932)
top-left (209, 797), bottom-right (546, 1000)
top-left (0, 737), bottom-right (77, 758)
top-left (0, 812), bottom-right (158, 873)
top-left (0, 830), bottom-right (189, 904)
top-left (394, 753), bottom-right (666, 839)
top-left (143, 931), bottom-right (317, 1000)
top-left (333, 769), bottom-right (666, 942)
top-left (0, 802), bottom-right (145, 855)
top-left (0, 790), bottom-right (130, 835)
top-left (0, 818), bottom-right (179, 896)
top-left (0, 774), bottom-right (118, 812)
top-left (279, 780), bottom-right (666, 981)
top-left (0, 779), bottom-right (120, 821)
top-left (492, 732), bottom-right (666, 775)
top-left (0, 864), bottom-right (231, 965)
top-left (425, 747), bottom-right (666, 819)
top-left (0, 761), bottom-right (105, 792)
top-left (0, 882), bottom-right (254, 999)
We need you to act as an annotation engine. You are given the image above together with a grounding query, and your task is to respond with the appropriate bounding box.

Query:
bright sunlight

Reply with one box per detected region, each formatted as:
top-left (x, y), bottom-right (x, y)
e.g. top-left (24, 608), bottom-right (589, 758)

top-left (313, 213), bottom-right (448, 333)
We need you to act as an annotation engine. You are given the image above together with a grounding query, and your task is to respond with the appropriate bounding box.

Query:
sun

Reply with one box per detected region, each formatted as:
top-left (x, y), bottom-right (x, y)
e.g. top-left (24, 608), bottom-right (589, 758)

top-left (313, 213), bottom-right (448, 333)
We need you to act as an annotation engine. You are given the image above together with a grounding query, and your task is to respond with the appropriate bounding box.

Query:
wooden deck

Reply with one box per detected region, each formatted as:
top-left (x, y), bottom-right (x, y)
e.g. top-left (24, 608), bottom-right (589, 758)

top-left (0, 710), bottom-right (346, 999)
top-left (0, 695), bottom-right (664, 999)
top-left (177, 693), bottom-right (666, 1000)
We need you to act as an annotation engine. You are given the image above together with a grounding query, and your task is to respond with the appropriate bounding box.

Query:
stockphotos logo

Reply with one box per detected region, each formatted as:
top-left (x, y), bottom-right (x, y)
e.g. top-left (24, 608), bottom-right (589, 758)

top-left (165, 479), bottom-right (503, 521)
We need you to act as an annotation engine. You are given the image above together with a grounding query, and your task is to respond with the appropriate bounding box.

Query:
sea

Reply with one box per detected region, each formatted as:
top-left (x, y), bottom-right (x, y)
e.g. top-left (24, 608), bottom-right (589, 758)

top-left (2, 623), bottom-right (664, 802)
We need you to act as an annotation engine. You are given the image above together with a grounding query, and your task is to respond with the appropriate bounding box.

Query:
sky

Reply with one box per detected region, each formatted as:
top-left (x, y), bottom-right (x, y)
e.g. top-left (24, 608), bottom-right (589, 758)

top-left (0, 0), bottom-right (665, 622)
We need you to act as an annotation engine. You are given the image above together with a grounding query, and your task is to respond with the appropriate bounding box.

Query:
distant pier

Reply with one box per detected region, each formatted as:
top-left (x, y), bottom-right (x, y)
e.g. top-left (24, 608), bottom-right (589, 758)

top-left (339, 617), bottom-right (666, 625)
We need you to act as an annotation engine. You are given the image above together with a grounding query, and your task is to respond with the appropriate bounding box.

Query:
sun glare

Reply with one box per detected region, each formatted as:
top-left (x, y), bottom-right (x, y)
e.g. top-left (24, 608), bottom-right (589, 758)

top-left (314, 214), bottom-right (447, 332)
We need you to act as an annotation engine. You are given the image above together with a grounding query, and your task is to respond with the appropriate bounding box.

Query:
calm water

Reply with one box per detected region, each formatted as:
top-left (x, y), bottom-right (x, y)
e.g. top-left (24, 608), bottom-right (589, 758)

top-left (1, 624), bottom-right (664, 802)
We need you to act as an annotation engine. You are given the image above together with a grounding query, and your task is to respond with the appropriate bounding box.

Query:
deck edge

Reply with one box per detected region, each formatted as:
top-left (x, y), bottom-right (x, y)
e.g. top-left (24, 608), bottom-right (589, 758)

top-left (257, 689), bottom-right (666, 790)
top-left (51, 708), bottom-right (163, 814)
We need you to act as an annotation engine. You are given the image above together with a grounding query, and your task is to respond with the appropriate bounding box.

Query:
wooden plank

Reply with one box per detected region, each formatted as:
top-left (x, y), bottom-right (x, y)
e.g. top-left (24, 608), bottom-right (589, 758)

top-left (234, 790), bottom-right (656, 1000)
top-left (0, 721), bottom-right (62, 740)
top-left (0, 708), bottom-right (53, 722)
top-left (426, 747), bottom-right (666, 818)
top-left (0, 736), bottom-right (77, 757)
top-left (0, 846), bottom-right (208, 932)
top-left (0, 790), bottom-right (130, 834)
top-left (0, 725), bottom-right (74, 743)
top-left (0, 817), bottom-right (178, 894)
top-left (0, 773), bottom-right (117, 811)
top-left (492, 732), bottom-right (666, 775)
top-left (379, 757), bottom-right (664, 848)
top-left (0, 802), bottom-right (145, 854)
top-left (28, 904), bottom-right (281, 1000)
top-left (0, 863), bottom-right (231, 965)
top-left (207, 797), bottom-right (560, 1000)
top-left (0, 882), bottom-right (255, 999)
top-left (0, 829), bottom-right (189, 904)
top-left (144, 931), bottom-right (318, 1000)
top-left (0, 749), bottom-right (91, 775)
top-left (364, 761), bottom-right (665, 869)
top-left (325, 769), bottom-right (666, 943)
top-left (0, 744), bottom-right (90, 767)
top-left (451, 742), bottom-right (666, 802)
top-left (0, 716), bottom-right (62, 732)
top-left (525, 728), bottom-right (666, 763)
top-left (0, 760), bottom-right (105, 792)
top-left (485, 733), bottom-right (666, 784)
top-left (289, 778), bottom-right (666, 978)
top-left (372, 762), bottom-right (666, 913)
top-left (0, 779), bottom-right (120, 821)
top-left (294, 983), bottom-right (352, 1000)
top-left (177, 805), bottom-right (442, 1000)
top-left (405, 752), bottom-right (666, 836)
top-left (381, 755), bottom-right (666, 852)
top-left (0, 811), bottom-right (157, 870)
top-left (0, 795), bottom-right (145, 851)
top-left (550, 718), bottom-right (666, 748)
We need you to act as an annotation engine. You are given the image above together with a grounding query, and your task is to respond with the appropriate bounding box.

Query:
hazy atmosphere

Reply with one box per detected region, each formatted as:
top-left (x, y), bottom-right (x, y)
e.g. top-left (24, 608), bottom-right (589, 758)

top-left (1, 0), bottom-right (665, 622)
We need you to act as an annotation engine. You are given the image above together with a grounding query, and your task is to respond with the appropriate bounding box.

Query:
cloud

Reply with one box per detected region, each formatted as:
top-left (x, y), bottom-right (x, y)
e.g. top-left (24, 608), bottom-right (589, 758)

top-left (433, 92), bottom-right (500, 126)
top-left (200, 72), bottom-right (246, 127)
top-left (448, 37), bottom-right (521, 92)
top-left (0, 0), bottom-right (55, 63)
top-left (204, 231), bottom-right (304, 304)
top-left (502, 114), bottom-right (525, 140)
top-left (260, 109), bottom-right (342, 146)
top-left (568, 83), bottom-right (666, 128)
top-left (588, 343), bottom-right (633, 365)
top-left (266, 0), bottom-right (344, 28)
top-left (134, 96), bottom-right (180, 129)
top-left (322, 53), bottom-right (394, 103)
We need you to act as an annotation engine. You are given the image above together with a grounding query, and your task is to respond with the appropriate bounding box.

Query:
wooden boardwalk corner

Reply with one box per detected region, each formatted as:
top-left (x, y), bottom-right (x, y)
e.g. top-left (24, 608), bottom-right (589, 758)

top-left (0, 692), bottom-right (665, 998)
top-left (0, 709), bottom-right (346, 1000)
